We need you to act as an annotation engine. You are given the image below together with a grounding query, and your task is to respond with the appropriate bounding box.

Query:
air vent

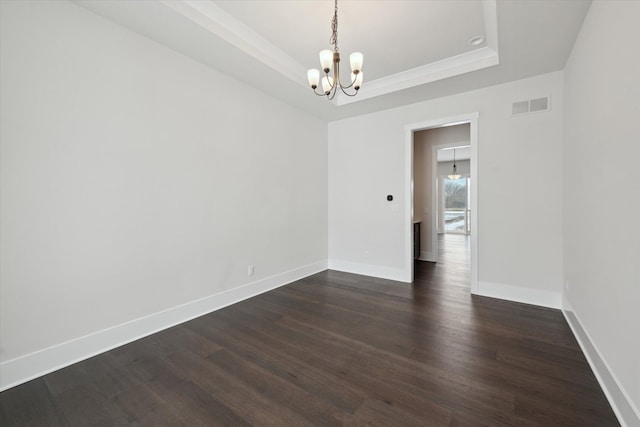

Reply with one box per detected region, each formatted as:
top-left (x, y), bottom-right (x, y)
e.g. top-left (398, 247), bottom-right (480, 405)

top-left (512, 101), bottom-right (529, 115)
top-left (512, 96), bottom-right (550, 115)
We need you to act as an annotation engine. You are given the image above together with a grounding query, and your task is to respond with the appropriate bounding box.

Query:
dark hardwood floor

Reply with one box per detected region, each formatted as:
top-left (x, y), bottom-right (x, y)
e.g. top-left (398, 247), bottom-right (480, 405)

top-left (0, 234), bottom-right (619, 426)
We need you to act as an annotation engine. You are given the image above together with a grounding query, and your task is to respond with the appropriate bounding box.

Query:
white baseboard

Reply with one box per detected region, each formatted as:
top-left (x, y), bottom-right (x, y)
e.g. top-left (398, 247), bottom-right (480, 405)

top-left (477, 280), bottom-right (561, 309)
top-left (328, 259), bottom-right (410, 283)
top-left (418, 251), bottom-right (435, 262)
top-left (0, 260), bottom-right (328, 392)
top-left (562, 297), bottom-right (640, 427)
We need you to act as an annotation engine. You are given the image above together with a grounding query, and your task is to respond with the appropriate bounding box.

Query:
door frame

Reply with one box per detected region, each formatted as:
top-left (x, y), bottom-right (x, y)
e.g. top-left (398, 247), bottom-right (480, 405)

top-left (404, 112), bottom-right (479, 294)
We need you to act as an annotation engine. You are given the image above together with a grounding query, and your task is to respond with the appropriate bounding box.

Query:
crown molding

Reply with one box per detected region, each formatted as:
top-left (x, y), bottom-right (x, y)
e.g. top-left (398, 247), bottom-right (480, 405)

top-left (337, 46), bottom-right (499, 106)
top-left (160, 0), bottom-right (308, 87)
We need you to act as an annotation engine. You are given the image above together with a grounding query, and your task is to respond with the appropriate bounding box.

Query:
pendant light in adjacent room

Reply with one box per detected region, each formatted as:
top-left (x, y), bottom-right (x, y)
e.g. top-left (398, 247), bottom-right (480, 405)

top-left (448, 148), bottom-right (462, 180)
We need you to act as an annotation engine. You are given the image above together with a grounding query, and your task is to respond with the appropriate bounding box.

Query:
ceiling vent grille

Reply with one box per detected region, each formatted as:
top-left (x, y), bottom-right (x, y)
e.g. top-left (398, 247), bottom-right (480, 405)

top-left (512, 96), bottom-right (549, 115)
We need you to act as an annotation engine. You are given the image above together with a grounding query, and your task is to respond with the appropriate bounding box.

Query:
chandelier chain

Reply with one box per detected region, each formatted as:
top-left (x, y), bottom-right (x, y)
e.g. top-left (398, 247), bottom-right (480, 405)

top-left (330, 0), bottom-right (339, 52)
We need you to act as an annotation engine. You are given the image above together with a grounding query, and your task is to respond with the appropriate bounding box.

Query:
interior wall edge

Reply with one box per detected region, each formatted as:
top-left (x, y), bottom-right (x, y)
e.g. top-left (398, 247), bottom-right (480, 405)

top-left (0, 260), bottom-right (328, 392)
top-left (562, 296), bottom-right (640, 427)
top-left (327, 260), bottom-right (410, 283)
top-left (418, 251), bottom-right (436, 262)
top-left (476, 280), bottom-right (561, 309)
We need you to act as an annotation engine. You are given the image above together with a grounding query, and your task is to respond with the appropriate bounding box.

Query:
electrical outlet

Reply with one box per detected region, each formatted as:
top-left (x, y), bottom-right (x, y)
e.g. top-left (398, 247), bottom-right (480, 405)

top-left (248, 265), bottom-right (254, 276)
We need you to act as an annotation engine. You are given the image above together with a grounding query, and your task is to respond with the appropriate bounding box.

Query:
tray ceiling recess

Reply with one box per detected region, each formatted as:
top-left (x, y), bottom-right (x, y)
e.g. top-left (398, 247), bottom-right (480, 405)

top-left (155, 0), bottom-right (499, 106)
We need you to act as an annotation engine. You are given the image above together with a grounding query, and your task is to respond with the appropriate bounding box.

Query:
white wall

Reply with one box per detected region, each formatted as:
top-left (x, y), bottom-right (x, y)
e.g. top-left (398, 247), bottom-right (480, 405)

top-left (0, 0), bottom-right (327, 389)
top-left (562, 1), bottom-right (640, 425)
top-left (329, 71), bottom-right (564, 307)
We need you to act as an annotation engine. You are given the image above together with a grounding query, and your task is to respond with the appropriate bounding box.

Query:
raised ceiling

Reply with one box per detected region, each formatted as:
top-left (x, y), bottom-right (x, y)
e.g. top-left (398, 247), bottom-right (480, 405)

top-left (75, 0), bottom-right (591, 121)
top-left (214, 0), bottom-right (489, 81)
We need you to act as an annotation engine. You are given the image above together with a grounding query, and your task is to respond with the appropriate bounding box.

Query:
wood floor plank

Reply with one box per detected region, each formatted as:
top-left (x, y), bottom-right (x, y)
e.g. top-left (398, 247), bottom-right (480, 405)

top-left (53, 384), bottom-right (130, 427)
top-left (270, 316), bottom-right (517, 424)
top-left (150, 323), bottom-right (223, 359)
top-left (147, 378), bottom-right (251, 427)
top-left (207, 349), bottom-right (353, 426)
top-left (111, 382), bottom-right (187, 426)
top-left (185, 314), bottom-right (365, 415)
top-left (0, 379), bottom-right (68, 427)
top-left (44, 351), bottom-right (139, 400)
top-left (0, 234), bottom-right (620, 426)
top-left (166, 349), bottom-right (313, 426)
top-left (351, 398), bottom-right (438, 427)
top-left (210, 307), bottom-right (455, 425)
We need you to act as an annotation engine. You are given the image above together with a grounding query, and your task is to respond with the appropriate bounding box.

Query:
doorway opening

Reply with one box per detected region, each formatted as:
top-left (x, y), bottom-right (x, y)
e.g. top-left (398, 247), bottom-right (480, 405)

top-left (404, 113), bottom-right (478, 294)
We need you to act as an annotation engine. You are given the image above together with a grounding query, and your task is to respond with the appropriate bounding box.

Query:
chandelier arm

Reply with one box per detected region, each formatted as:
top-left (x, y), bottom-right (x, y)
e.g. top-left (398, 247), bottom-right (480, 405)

top-left (338, 86), bottom-right (359, 97)
top-left (334, 58), bottom-right (356, 90)
top-left (327, 70), bottom-right (338, 99)
top-left (337, 62), bottom-right (359, 94)
top-left (340, 79), bottom-right (357, 90)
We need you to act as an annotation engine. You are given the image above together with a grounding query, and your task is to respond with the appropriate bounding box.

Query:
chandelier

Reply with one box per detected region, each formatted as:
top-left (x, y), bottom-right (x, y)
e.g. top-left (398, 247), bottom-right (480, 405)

top-left (307, 0), bottom-right (363, 100)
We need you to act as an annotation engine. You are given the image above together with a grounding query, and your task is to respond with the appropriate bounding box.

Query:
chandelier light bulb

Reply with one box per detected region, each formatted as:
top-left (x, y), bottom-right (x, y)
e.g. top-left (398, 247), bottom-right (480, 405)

top-left (319, 50), bottom-right (334, 73)
top-left (322, 76), bottom-right (334, 94)
top-left (307, 69), bottom-right (320, 88)
top-left (350, 52), bottom-right (363, 73)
